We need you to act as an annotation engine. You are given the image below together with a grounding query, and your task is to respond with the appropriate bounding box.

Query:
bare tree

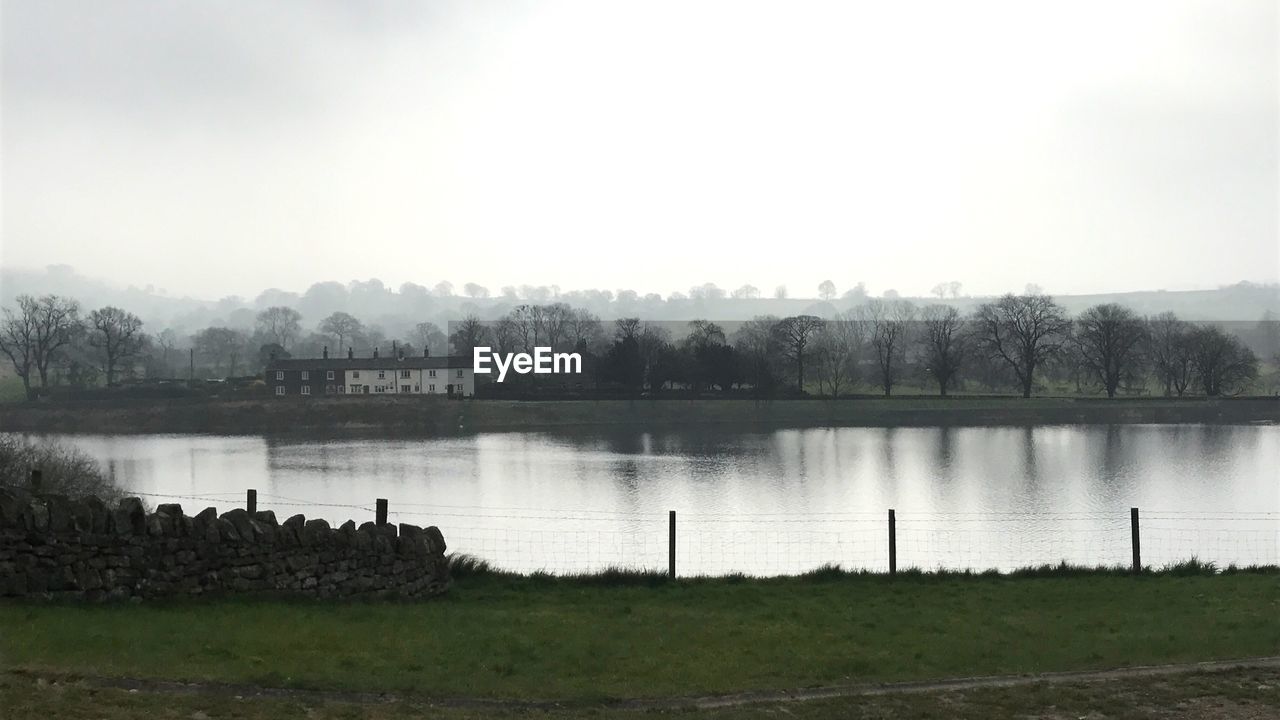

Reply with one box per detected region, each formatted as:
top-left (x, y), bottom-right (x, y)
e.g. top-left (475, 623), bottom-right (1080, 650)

top-left (255, 306), bottom-right (302, 349)
top-left (685, 319), bottom-right (726, 349)
top-left (463, 283), bottom-right (490, 299)
top-left (411, 322), bottom-right (448, 357)
top-left (973, 293), bottom-right (1071, 398)
top-left (0, 299), bottom-right (38, 399)
top-left (921, 304), bottom-right (967, 396)
top-left (319, 312), bottom-right (364, 352)
top-left (0, 295), bottom-right (82, 398)
top-left (433, 281), bottom-right (455, 297)
top-left (930, 283), bottom-right (948, 300)
top-left (774, 285), bottom-right (788, 300)
top-left (1073, 304), bottom-right (1147, 398)
top-left (818, 280), bottom-right (836, 301)
top-left (731, 284), bottom-right (760, 299)
top-left (773, 315), bottom-right (824, 393)
top-left (194, 327), bottom-right (250, 377)
top-left (614, 317), bottom-right (642, 342)
top-left (733, 316), bottom-right (783, 396)
top-left (565, 309), bottom-right (605, 351)
top-left (1187, 325), bottom-right (1258, 396)
top-left (812, 312), bottom-right (863, 397)
top-left (493, 317), bottom-right (521, 355)
top-left (862, 299), bottom-right (916, 396)
top-left (449, 316), bottom-right (490, 357)
top-left (535, 303), bottom-right (575, 350)
top-left (152, 328), bottom-right (180, 377)
top-left (1146, 312), bottom-right (1194, 396)
top-left (89, 306), bottom-right (145, 386)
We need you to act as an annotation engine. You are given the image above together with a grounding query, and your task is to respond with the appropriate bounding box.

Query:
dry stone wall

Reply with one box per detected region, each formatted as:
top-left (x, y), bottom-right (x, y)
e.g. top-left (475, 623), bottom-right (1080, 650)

top-left (0, 489), bottom-right (450, 601)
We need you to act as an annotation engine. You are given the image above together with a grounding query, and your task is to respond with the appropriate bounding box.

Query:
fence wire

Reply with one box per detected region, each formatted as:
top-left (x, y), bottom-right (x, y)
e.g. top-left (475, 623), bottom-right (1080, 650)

top-left (118, 488), bottom-right (1279, 576)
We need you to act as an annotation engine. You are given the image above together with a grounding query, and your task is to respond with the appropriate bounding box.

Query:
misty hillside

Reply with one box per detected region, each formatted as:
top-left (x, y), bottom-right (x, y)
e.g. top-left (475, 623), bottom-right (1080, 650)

top-left (2, 266), bottom-right (1277, 342)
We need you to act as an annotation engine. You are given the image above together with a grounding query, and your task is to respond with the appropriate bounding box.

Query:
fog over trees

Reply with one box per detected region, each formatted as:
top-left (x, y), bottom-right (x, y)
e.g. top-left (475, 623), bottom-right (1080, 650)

top-left (1, 267), bottom-right (1277, 399)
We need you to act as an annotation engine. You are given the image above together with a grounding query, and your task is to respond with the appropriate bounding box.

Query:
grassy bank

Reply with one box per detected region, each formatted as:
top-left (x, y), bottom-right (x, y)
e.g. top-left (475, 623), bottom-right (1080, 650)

top-left (0, 395), bottom-right (1276, 436)
top-left (2, 570), bottom-right (1278, 701)
top-left (5, 666), bottom-right (1279, 719)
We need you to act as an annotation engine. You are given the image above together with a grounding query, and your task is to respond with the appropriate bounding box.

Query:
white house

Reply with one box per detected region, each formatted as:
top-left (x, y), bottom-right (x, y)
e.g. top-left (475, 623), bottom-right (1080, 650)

top-left (267, 349), bottom-right (475, 397)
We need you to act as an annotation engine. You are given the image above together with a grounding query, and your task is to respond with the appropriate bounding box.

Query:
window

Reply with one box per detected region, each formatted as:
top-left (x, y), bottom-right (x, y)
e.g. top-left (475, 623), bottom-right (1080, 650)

top-left (428, 384), bottom-right (435, 392)
top-left (275, 371), bottom-right (284, 380)
top-left (275, 386), bottom-right (285, 396)
top-left (325, 384), bottom-right (335, 394)
top-left (413, 384), bottom-right (419, 392)
top-left (378, 370), bottom-right (385, 379)
top-left (301, 370), bottom-right (309, 381)
top-left (457, 369), bottom-right (464, 378)
top-left (401, 369), bottom-right (411, 378)
top-left (301, 386), bottom-right (311, 395)
top-left (326, 371), bottom-right (334, 380)
top-left (339, 385), bottom-right (346, 393)
top-left (401, 385), bottom-right (410, 393)
top-left (353, 371), bottom-right (360, 379)
top-left (428, 370), bottom-right (436, 378)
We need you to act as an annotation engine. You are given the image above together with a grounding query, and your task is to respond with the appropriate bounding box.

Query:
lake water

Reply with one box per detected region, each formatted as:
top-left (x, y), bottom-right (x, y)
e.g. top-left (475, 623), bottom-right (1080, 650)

top-left (17, 425), bottom-right (1280, 575)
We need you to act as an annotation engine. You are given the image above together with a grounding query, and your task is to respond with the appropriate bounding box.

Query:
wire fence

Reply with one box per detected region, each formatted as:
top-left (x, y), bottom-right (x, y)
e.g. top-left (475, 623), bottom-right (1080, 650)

top-left (119, 488), bottom-right (1280, 576)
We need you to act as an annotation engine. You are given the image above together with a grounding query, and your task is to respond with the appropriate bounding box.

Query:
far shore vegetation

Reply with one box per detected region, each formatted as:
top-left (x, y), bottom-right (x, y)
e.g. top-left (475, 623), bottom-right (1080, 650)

top-left (2, 283), bottom-right (1279, 406)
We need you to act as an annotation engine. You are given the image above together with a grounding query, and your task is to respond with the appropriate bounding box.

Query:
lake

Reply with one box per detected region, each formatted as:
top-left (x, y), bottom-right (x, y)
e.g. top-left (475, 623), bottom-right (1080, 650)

top-left (18, 424), bottom-right (1280, 575)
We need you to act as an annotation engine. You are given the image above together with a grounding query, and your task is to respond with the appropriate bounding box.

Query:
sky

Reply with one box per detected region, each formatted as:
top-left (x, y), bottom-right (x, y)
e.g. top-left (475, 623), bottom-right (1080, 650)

top-left (1, 0), bottom-right (1277, 301)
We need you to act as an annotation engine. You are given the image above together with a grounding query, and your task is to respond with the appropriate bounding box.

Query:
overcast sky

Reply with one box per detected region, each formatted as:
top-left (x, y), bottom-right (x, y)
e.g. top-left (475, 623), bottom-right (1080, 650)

top-left (2, 1), bottom-right (1277, 300)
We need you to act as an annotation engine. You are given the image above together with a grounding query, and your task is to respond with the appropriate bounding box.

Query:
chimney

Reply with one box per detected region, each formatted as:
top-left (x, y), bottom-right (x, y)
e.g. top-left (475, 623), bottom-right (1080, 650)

top-left (269, 350), bottom-right (277, 362)
top-left (347, 347), bottom-right (354, 360)
top-left (373, 347), bottom-right (379, 359)
top-left (424, 346), bottom-right (429, 358)
top-left (323, 346), bottom-right (329, 360)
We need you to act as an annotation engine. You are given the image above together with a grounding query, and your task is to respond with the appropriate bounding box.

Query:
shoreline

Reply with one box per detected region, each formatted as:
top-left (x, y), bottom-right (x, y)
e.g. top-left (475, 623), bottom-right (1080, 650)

top-left (0, 396), bottom-right (1276, 437)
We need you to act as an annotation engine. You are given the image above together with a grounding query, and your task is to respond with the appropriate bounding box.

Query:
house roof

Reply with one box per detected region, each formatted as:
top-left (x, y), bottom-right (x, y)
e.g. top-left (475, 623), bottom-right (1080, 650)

top-left (268, 355), bottom-right (471, 371)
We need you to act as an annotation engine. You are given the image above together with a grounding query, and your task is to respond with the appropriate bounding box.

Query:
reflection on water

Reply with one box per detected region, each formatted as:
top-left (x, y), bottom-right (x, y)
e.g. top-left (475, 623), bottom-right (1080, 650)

top-left (17, 424), bottom-right (1280, 574)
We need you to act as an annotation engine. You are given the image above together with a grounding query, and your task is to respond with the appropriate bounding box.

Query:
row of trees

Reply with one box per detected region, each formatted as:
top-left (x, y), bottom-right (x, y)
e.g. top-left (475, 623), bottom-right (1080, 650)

top-left (450, 295), bottom-right (1265, 398)
top-left (1, 292), bottom-right (1270, 399)
top-left (0, 295), bottom-right (147, 399)
top-left (0, 296), bottom-right (454, 398)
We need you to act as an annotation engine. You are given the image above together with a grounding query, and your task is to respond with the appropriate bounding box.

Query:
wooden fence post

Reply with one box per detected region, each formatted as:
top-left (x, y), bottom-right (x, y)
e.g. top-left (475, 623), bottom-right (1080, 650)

top-left (668, 510), bottom-right (677, 579)
top-left (376, 498), bottom-right (389, 526)
top-left (1130, 507), bottom-right (1141, 574)
top-left (246, 488), bottom-right (257, 514)
top-left (888, 508), bottom-right (897, 576)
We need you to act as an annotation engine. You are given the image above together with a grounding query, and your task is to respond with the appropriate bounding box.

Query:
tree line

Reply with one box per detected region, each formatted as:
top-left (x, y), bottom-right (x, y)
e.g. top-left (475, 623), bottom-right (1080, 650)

top-left (0, 292), bottom-right (1272, 400)
top-left (0, 296), bottom-right (449, 399)
top-left (450, 295), bottom-right (1267, 399)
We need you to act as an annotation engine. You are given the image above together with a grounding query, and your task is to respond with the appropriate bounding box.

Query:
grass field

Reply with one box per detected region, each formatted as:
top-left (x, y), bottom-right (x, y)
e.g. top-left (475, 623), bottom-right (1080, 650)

top-left (2, 570), bottom-right (1277, 702)
top-left (4, 666), bottom-right (1279, 719)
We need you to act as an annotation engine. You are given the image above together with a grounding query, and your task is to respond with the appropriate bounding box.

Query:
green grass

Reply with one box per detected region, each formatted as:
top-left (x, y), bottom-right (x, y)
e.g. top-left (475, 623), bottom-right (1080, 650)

top-left (5, 667), bottom-right (1280, 720)
top-left (2, 572), bottom-right (1277, 701)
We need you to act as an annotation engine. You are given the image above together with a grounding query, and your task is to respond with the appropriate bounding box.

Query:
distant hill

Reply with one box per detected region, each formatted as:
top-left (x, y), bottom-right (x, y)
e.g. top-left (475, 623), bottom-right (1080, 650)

top-left (2, 266), bottom-right (1277, 341)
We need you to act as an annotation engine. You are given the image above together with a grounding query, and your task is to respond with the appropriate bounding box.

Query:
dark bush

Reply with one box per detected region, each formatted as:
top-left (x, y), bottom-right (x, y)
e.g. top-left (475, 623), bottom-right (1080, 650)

top-left (0, 435), bottom-right (126, 502)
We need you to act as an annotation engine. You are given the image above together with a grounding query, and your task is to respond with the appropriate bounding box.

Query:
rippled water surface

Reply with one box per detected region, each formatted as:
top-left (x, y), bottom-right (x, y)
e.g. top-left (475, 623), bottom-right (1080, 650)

top-left (22, 424), bottom-right (1280, 574)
